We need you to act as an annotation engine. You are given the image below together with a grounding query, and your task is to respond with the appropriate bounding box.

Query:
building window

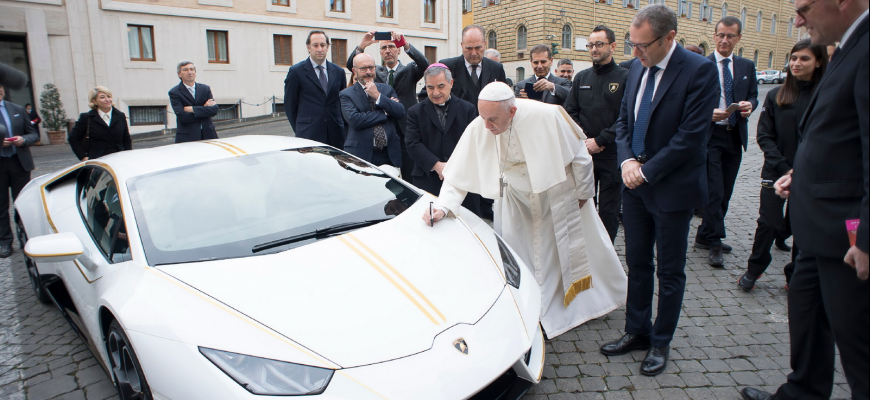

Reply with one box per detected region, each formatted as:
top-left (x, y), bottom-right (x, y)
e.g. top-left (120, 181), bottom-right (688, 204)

top-left (424, 0), bottom-right (436, 23)
top-left (271, 0), bottom-right (289, 5)
top-left (738, 47), bottom-right (743, 57)
top-left (700, 0), bottom-right (709, 21)
top-left (562, 25), bottom-right (572, 49)
top-left (129, 106), bottom-right (165, 126)
top-left (679, 0), bottom-right (687, 16)
top-left (488, 30), bottom-right (497, 49)
top-left (463, 0), bottom-right (472, 13)
top-left (756, 11), bottom-right (762, 32)
top-left (768, 52), bottom-right (773, 68)
top-left (721, 2), bottom-right (728, 18)
top-left (699, 43), bottom-right (707, 55)
top-left (516, 66), bottom-right (525, 82)
top-left (624, 32), bottom-right (632, 55)
top-left (215, 104), bottom-right (239, 121)
top-left (127, 25), bottom-right (155, 61)
top-left (483, 0), bottom-right (501, 6)
top-left (753, 50), bottom-right (758, 64)
top-left (771, 14), bottom-right (777, 34)
top-left (688, 2), bottom-right (694, 18)
top-left (331, 38), bottom-right (347, 64)
top-left (679, 38), bottom-right (685, 46)
top-left (517, 25), bottom-right (527, 50)
top-left (788, 17), bottom-right (794, 36)
top-left (273, 34), bottom-right (293, 65)
top-left (207, 30), bottom-right (229, 63)
top-left (330, 0), bottom-right (344, 12)
top-left (425, 46), bottom-right (437, 64)
top-left (380, 0), bottom-right (393, 17)
top-left (741, 7), bottom-right (747, 27)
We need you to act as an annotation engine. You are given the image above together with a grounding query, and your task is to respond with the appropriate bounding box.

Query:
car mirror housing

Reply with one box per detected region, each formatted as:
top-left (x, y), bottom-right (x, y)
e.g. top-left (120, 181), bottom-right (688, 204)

top-left (24, 232), bottom-right (85, 263)
top-left (378, 164), bottom-right (401, 179)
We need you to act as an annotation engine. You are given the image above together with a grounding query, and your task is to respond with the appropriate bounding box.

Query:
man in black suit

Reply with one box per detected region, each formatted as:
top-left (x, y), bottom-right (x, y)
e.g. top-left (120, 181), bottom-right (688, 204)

top-left (346, 30), bottom-right (429, 179)
top-left (514, 44), bottom-right (572, 106)
top-left (601, 4), bottom-right (719, 376)
top-left (0, 84), bottom-right (40, 257)
top-left (693, 16), bottom-right (759, 267)
top-left (404, 64), bottom-right (481, 216)
top-left (168, 61), bottom-right (218, 143)
top-left (284, 30), bottom-right (347, 149)
top-left (340, 53), bottom-right (405, 167)
top-left (439, 25), bottom-right (507, 107)
top-left (740, 1), bottom-right (869, 399)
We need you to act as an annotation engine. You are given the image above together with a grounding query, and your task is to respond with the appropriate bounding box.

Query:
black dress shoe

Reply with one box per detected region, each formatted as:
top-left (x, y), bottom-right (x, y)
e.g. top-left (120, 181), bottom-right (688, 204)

top-left (0, 244), bottom-right (11, 258)
top-left (640, 346), bottom-right (669, 376)
top-left (600, 333), bottom-right (650, 356)
top-left (694, 241), bottom-right (732, 253)
top-left (741, 387), bottom-right (776, 400)
top-left (774, 237), bottom-right (791, 252)
top-left (708, 246), bottom-right (725, 268)
top-left (738, 272), bottom-right (758, 292)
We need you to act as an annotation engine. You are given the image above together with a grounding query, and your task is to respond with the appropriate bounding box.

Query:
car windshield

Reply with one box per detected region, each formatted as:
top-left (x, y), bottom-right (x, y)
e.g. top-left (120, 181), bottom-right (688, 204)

top-left (127, 147), bottom-right (420, 265)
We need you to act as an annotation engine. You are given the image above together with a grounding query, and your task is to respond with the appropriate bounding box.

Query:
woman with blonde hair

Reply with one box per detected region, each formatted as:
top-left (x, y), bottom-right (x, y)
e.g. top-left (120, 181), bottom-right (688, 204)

top-left (69, 86), bottom-right (132, 161)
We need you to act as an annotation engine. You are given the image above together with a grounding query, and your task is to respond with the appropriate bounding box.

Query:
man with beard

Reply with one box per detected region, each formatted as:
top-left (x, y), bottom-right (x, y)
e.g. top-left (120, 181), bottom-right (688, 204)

top-left (555, 58), bottom-right (575, 80)
top-left (514, 44), bottom-right (571, 106)
top-left (340, 53), bottom-right (405, 167)
top-left (564, 25), bottom-right (629, 243)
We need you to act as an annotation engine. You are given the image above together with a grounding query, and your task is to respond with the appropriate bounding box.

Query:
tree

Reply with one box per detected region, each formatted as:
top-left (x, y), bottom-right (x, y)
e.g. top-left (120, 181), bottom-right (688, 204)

top-left (39, 83), bottom-right (67, 131)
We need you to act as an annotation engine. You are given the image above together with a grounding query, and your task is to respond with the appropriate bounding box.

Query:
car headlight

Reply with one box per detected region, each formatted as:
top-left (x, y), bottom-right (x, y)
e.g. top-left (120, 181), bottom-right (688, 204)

top-left (495, 235), bottom-right (521, 289)
top-left (200, 347), bottom-right (334, 395)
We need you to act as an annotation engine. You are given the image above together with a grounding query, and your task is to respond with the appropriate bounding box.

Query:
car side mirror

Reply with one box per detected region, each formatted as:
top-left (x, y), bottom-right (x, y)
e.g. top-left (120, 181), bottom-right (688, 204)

top-left (378, 164), bottom-right (401, 179)
top-left (24, 232), bottom-right (85, 263)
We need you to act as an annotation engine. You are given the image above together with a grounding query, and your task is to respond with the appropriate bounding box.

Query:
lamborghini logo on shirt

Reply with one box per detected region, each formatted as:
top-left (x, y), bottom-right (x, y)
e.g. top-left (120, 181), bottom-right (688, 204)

top-left (609, 83), bottom-right (620, 93)
top-left (453, 338), bottom-right (469, 355)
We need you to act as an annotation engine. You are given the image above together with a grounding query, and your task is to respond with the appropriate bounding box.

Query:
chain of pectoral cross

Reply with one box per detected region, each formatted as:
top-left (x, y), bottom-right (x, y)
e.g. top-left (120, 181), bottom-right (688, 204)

top-left (495, 122), bottom-right (514, 198)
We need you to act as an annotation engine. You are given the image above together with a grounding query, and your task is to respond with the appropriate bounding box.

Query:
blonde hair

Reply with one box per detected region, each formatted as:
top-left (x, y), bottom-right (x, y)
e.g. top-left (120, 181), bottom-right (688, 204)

top-left (88, 86), bottom-right (113, 110)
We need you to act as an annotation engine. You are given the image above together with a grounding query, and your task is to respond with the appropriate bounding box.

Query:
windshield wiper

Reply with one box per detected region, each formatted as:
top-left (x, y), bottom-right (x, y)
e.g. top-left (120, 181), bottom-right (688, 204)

top-left (252, 218), bottom-right (392, 253)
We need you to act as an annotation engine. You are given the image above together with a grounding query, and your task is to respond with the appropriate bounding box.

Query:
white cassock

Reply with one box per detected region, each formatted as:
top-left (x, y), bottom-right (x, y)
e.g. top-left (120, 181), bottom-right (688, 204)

top-left (435, 98), bottom-right (627, 338)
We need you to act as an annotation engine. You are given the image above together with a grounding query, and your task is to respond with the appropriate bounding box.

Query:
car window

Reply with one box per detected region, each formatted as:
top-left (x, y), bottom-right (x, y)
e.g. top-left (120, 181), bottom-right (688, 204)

top-left (127, 147), bottom-right (421, 265)
top-left (77, 168), bottom-right (131, 263)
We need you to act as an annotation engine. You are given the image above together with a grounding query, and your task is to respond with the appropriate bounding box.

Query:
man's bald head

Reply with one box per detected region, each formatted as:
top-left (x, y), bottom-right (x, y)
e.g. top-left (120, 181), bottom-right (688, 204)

top-left (352, 53), bottom-right (377, 83)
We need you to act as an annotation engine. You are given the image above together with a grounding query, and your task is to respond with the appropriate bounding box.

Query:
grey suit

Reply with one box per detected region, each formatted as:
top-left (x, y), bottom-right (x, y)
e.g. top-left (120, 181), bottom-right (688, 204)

top-left (0, 99), bottom-right (39, 247)
top-left (513, 73), bottom-right (571, 105)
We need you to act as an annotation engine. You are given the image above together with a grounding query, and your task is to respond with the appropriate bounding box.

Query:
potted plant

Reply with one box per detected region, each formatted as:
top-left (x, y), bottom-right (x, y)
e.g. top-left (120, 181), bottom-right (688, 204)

top-left (39, 83), bottom-right (68, 145)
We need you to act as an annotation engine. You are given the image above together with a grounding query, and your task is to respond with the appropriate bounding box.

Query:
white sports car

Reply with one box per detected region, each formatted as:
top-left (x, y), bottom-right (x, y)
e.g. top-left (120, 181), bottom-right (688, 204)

top-left (16, 135), bottom-right (545, 400)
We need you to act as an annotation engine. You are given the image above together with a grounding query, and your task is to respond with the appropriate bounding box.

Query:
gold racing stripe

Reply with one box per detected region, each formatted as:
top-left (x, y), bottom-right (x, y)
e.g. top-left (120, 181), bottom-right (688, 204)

top-left (337, 235), bottom-right (441, 325)
top-left (200, 141), bottom-right (240, 156)
top-left (211, 140), bottom-right (248, 155)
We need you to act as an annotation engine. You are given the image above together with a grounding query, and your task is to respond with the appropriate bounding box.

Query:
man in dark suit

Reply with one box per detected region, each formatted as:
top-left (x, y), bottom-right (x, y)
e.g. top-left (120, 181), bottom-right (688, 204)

top-left (740, 2), bottom-right (869, 399)
top-left (439, 25), bottom-right (507, 108)
top-left (284, 30), bottom-right (347, 149)
top-left (514, 44), bottom-right (572, 106)
top-left (0, 84), bottom-right (40, 257)
top-left (168, 61), bottom-right (218, 143)
top-left (694, 16), bottom-right (759, 267)
top-left (346, 30), bottom-right (429, 179)
top-left (341, 53), bottom-right (406, 167)
top-left (404, 64), bottom-right (481, 216)
top-left (600, 4), bottom-right (719, 376)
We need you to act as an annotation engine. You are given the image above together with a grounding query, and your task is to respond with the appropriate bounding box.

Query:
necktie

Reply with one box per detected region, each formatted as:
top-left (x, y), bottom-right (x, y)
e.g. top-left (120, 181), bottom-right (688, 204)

top-left (722, 58), bottom-right (736, 127)
top-left (368, 96), bottom-right (387, 149)
top-left (317, 65), bottom-right (329, 94)
top-left (470, 64), bottom-right (479, 87)
top-left (388, 70), bottom-right (395, 86)
top-left (0, 104), bottom-right (12, 157)
top-left (187, 86), bottom-right (195, 98)
top-left (632, 66), bottom-right (660, 158)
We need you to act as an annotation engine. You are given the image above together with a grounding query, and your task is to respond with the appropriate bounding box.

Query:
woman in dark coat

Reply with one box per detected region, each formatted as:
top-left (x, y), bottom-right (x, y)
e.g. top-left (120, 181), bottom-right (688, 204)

top-left (69, 86), bottom-right (133, 161)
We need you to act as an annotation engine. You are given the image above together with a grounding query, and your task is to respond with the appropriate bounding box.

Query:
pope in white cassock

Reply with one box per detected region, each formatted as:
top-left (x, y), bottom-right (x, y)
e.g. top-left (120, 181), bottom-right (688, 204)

top-left (423, 82), bottom-right (627, 338)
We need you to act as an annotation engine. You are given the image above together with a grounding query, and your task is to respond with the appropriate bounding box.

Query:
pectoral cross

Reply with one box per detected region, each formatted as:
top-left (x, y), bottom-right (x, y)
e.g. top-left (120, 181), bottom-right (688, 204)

top-left (499, 177), bottom-right (508, 198)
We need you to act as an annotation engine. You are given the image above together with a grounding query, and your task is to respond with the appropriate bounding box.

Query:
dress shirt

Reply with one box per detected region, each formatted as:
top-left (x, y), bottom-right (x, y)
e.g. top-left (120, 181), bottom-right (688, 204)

top-left (98, 108), bottom-right (112, 126)
top-left (310, 58), bottom-right (329, 83)
top-left (0, 100), bottom-right (16, 157)
top-left (841, 9), bottom-right (869, 47)
top-left (184, 82), bottom-right (196, 98)
top-left (713, 51), bottom-right (735, 126)
top-left (464, 58), bottom-right (482, 80)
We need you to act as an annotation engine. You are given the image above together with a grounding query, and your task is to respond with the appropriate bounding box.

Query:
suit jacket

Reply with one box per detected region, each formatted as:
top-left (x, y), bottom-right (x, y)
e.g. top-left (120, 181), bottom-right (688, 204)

top-left (707, 53), bottom-right (759, 150)
top-left (69, 108), bottom-right (133, 160)
top-left (405, 96), bottom-right (477, 177)
top-left (439, 55), bottom-right (507, 106)
top-left (284, 58), bottom-right (347, 148)
top-left (0, 101), bottom-right (39, 171)
top-left (340, 83), bottom-right (406, 166)
top-left (513, 73), bottom-right (572, 105)
top-left (168, 82), bottom-right (218, 143)
top-left (615, 45), bottom-right (720, 212)
top-left (790, 14), bottom-right (869, 257)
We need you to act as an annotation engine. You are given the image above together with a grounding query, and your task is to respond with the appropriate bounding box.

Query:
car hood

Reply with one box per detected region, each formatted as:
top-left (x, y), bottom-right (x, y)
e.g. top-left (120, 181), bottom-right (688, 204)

top-left (157, 208), bottom-right (507, 368)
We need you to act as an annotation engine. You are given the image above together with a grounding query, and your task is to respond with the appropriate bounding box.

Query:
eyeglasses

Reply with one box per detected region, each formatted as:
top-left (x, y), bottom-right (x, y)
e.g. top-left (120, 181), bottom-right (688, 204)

top-left (714, 33), bottom-right (739, 41)
top-left (625, 35), bottom-right (664, 53)
top-left (354, 65), bottom-right (376, 71)
top-left (585, 41), bottom-right (611, 50)
top-left (795, 0), bottom-right (818, 19)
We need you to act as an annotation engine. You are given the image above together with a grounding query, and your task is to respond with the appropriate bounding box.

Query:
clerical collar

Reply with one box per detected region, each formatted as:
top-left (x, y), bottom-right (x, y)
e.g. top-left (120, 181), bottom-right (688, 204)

top-left (436, 96), bottom-right (451, 107)
top-left (593, 59), bottom-right (616, 75)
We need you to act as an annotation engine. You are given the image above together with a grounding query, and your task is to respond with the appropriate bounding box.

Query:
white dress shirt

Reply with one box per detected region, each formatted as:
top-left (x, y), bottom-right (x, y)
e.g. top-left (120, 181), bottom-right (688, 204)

top-left (713, 51), bottom-right (735, 126)
top-left (98, 108), bottom-right (111, 126)
top-left (310, 58), bottom-right (329, 83)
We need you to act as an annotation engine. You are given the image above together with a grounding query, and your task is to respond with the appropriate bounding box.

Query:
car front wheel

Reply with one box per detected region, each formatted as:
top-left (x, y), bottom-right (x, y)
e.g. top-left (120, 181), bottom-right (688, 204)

top-left (107, 320), bottom-right (153, 400)
top-left (16, 219), bottom-right (51, 304)
top-left (757, 79), bottom-right (764, 84)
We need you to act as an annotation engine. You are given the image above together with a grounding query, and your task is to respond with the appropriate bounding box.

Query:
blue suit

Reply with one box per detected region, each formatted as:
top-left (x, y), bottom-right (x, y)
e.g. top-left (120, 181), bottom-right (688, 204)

top-left (340, 83), bottom-right (405, 167)
top-left (284, 58), bottom-right (347, 148)
top-left (168, 82), bottom-right (218, 143)
top-left (615, 44), bottom-right (720, 346)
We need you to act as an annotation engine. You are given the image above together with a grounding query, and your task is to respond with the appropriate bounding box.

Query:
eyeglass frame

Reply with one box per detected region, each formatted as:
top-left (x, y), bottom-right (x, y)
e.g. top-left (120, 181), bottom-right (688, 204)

top-left (795, 0), bottom-right (818, 19)
top-left (624, 34), bottom-right (665, 53)
top-left (353, 65), bottom-right (377, 71)
top-left (714, 33), bottom-right (740, 41)
top-left (585, 41), bottom-right (613, 50)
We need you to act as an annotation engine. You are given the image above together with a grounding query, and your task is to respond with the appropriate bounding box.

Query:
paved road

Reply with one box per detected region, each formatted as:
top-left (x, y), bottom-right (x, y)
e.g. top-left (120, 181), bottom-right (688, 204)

top-left (0, 85), bottom-right (852, 399)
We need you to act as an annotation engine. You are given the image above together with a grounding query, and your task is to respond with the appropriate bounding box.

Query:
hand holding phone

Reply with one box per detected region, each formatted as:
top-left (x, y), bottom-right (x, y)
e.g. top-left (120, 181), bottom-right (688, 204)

top-left (374, 31), bottom-right (392, 41)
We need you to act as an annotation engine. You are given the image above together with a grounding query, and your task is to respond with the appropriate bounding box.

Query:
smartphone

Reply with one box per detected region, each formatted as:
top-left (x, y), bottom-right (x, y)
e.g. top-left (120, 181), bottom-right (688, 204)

top-left (3, 138), bottom-right (14, 142)
top-left (524, 82), bottom-right (544, 100)
top-left (725, 103), bottom-right (740, 113)
top-left (374, 31), bottom-right (392, 41)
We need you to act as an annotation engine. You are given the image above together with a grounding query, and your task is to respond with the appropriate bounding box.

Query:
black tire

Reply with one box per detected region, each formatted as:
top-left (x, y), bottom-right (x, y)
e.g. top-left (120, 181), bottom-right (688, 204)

top-left (757, 79), bottom-right (764, 84)
top-left (107, 320), bottom-right (153, 400)
top-left (16, 219), bottom-right (51, 304)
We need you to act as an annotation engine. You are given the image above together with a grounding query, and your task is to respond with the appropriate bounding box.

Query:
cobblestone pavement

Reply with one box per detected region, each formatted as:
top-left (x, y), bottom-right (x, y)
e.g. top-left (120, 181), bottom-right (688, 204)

top-left (0, 85), bottom-right (852, 399)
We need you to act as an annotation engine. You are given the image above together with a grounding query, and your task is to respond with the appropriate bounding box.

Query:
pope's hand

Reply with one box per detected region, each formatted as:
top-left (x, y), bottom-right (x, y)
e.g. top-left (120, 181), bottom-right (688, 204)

top-left (622, 160), bottom-right (645, 189)
top-left (422, 208), bottom-right (446, 225)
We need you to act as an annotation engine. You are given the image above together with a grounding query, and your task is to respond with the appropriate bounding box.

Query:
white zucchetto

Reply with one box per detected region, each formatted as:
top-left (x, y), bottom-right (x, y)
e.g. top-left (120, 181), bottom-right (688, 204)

top-left (478, 82), bottom-right (515, 101)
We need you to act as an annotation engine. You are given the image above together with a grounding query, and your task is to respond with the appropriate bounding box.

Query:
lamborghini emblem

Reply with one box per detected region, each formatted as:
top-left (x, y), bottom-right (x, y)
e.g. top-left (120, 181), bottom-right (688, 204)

top-left (453, 338), bottom-right (469, 355)
top-left (609, 83), bottom-right (620, 93)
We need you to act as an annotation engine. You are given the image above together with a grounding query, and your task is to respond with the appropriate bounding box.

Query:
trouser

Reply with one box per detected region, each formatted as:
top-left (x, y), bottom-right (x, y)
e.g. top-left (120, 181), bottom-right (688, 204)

top-left (696, 125), bottom-right (743, 246)
top-left (0, 155), bottom-right (31, 246)
top-left (592, 157), bottom-right (620, 243)
top-left (412, 172), bottom-right (482, 217)
top-left (622, 189), bottom-right (693, 347)
top-left (774, 251), bottom-right (869, 400)
top-left (747, 187), bottom-right (797, 283)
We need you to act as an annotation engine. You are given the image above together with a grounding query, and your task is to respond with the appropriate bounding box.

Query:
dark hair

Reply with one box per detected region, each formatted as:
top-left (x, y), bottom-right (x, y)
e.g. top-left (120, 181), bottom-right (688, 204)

top-left (529, 44), bottom-right (552, 58)
top-left (685, 44), bottom-right (704, 55)
top-left (557, 58), bottom-right (573, 67)
top-left (716, 16), bottom-right (742, 35)
top-left (592, 25), bottom-right (616, 44)
top-left (633, 4), bottom-right (678, 37)
top-left (306, 30), bottom-right (330, 46)
top-left (462, 25), bottom-right (486, 39)
top-left (776, 39), bottom-right (827, 106)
